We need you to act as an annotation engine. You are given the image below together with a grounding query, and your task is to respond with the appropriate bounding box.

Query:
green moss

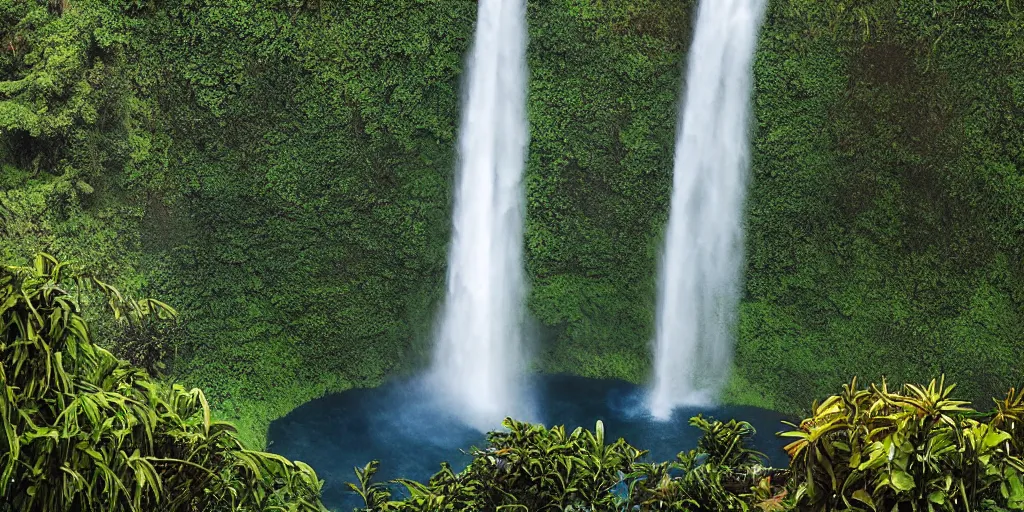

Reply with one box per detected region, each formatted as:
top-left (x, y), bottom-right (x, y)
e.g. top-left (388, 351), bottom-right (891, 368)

top-left (2, 0), bottom-right (1021, 444)
top-left (721, 370), bottom-right (781, 413)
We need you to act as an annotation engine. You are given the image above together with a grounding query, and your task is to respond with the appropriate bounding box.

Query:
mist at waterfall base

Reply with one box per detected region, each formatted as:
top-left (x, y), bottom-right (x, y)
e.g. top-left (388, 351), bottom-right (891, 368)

top-left (651, 0), bottom-right (768, 419)
top-left (428, 0), bottom-right (533, 431)
top-left (268, 375), bottom-right (790, 511)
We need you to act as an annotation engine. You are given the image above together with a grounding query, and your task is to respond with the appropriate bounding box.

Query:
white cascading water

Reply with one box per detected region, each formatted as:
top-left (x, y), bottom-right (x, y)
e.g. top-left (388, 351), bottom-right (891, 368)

top-left (650, 0), bottom-right (767, 420)
top-left (429, 0), bottom-right (531, 432)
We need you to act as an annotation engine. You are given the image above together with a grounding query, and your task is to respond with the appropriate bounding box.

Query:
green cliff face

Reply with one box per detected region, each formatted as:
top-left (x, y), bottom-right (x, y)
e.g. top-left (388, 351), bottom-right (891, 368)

top-left (1, 0), bottom-right (1021, 444)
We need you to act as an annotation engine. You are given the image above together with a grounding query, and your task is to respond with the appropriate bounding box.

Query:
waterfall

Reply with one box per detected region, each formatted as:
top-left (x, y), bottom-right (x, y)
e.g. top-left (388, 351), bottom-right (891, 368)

top-left (429, 0), bottom-right (531, 432)
top-left (650, 0), bottom-right (767, 420)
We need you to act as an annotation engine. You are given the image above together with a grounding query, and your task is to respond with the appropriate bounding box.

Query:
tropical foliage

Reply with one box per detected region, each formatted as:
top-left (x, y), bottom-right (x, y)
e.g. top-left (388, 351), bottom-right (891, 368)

top-left (349, 415), bottom-right (784, 511)
top-left (351, 380), bottom-right (1024, 512)
top-left (782, 378), bottom-right (1024, 511)
top-left (349, 419), bottom-right (646, 511)
top-left (0, 254), bottom-right (326, 511)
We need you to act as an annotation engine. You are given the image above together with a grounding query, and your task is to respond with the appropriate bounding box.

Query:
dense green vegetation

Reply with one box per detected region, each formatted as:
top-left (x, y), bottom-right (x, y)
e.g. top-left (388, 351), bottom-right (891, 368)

top-left (4, 254), bottom-right (1021, 511)
top-left (348, 416), bottom-right (782, 511)
top-left (743, 0), bottom-right (1024, 416)
top-left (352, 379), bottom-right (1024, 511)
top-left (1, 0), bottom-right (1021, 446)
top-left (0, 255), bottom-right (324, 511)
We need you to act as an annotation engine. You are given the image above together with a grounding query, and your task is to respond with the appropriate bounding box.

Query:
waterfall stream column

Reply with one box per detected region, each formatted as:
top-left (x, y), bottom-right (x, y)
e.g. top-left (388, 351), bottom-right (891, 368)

top-left (651, 0), bottom-right (767, 420)
top-left (429, 0), bottom-right (532, 432)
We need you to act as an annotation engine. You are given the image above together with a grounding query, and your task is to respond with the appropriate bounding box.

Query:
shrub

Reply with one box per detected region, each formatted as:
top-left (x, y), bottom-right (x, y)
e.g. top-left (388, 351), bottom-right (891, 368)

top-left (781, 378), bottom-right (1024, 511)
top-left (349, 415), bottom-right (783, 511)
top-left (0, 254), bottom-right (327, 511)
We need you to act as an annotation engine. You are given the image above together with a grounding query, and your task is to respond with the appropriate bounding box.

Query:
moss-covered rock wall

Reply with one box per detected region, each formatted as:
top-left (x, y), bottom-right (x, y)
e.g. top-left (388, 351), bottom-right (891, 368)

top-left (1, 0), bottom-right (1021, 444)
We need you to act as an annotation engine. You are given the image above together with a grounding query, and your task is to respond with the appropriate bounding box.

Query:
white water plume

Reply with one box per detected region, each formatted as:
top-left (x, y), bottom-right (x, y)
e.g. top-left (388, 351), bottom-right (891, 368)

top-left (429, 0), bottom-right (532, 432)
top-left (650, 0), bottom-right (767, 420)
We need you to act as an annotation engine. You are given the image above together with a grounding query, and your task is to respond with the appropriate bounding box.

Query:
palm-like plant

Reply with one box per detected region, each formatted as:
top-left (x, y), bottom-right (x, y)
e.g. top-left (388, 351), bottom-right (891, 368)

top-left (781, 377), bottom-right (1024, 512)
top-left (991, 388), bottom-right (1024, 453)
top-left (0, 254), bottom-right (326, 511)
top-left (986, 387), bottom-right (1024, 509)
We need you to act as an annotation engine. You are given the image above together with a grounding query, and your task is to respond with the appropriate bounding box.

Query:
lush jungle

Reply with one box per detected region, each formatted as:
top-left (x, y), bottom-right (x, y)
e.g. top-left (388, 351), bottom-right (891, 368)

top-left (1, 0), bottom-right (1021, 509)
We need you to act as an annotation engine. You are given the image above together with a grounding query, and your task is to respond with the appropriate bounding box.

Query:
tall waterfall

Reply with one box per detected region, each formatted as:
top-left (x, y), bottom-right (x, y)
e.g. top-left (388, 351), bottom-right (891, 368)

top-left (429, 0), bottom-right (531, 431)
top-left (650, 0), bottom-right (767, 420)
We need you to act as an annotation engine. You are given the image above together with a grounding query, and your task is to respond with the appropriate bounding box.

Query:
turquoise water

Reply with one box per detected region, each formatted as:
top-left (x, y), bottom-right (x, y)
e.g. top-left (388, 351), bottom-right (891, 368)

top-left (267, 374), bottom-right (792, 511)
